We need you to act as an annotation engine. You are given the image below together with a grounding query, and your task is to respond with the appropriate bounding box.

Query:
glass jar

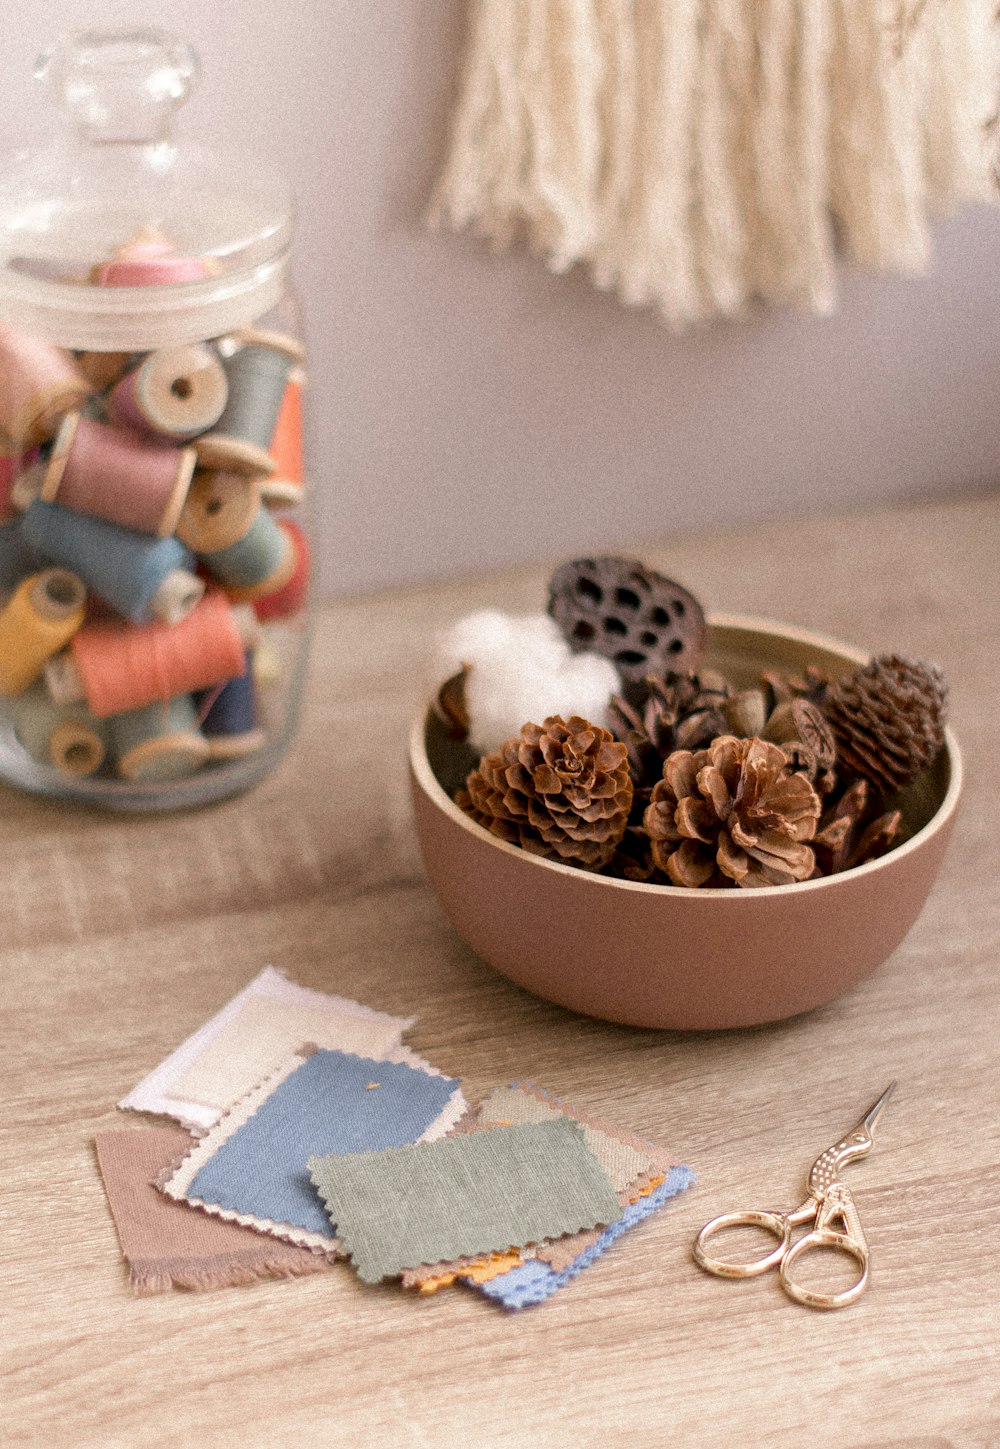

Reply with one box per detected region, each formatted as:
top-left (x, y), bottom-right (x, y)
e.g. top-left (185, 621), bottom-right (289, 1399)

top-left (0, 28), bottom-right (311, 809)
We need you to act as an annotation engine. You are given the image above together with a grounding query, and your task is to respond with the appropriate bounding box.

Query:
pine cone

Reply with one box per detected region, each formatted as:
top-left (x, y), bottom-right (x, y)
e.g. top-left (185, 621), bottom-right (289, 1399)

top-left (457, 715), bottom-right (633, 870)
top-left (607, 671), bottom-right (731, 791)
top-left (432, 666), bottom-right (470, 741)
top-left (643, 736), bottom-right (821, 888)
top-left (822, 654), bottom-right (947, 794)
top-left (812, 777), bottom-right (903, 875)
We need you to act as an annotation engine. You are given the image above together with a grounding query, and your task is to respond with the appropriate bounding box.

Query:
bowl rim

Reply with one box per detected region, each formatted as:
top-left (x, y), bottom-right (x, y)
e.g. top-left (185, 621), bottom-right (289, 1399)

top-left (410, 611), bottom-right (963, 901)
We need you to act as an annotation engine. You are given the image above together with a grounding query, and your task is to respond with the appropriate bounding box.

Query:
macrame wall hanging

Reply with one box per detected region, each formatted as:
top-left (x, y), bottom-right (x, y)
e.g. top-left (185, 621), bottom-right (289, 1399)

top-left (429, 1), bottom-right (998, 327)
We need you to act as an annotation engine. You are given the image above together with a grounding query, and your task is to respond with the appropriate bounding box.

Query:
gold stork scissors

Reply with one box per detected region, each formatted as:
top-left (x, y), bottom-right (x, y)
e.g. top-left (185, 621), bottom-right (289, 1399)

top-left (693, 1082), bottom-right (896, 1310)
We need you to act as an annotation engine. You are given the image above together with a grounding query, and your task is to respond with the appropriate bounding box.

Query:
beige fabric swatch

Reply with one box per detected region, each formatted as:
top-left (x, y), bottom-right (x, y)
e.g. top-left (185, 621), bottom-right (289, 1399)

top-left (171, 996), bottom-right (406, 1110)
top-left (477, 1085), bottom-right (655, 1192)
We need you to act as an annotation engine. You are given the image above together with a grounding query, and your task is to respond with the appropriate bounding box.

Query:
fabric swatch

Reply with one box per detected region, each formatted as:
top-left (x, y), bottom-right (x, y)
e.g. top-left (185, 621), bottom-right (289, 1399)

top-left (94, 1126), bottom-right (333, 1293)
top-left (160, 1048), bottom-right (463, 1254)
top-left (477, 1084), bottom-right (660, 1192)
top-left (476, 1165), bottom-right (696, 1309)
top-left (401, 1083), bottom-right (676, 1289)
top-left (309, 1117), bottom-right (624, 1284)
top-left (119, 966), bottom-right (414, 1131)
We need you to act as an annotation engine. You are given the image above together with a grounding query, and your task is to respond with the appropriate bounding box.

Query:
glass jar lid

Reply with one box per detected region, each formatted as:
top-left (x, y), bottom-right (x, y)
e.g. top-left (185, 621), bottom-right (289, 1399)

top-left (0, 29), bottom-right (292, 349)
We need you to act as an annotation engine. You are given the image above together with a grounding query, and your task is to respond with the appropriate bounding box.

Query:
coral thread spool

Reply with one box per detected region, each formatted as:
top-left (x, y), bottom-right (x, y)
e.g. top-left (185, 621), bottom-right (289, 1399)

top-left (46, 589), bottom-right (251, 717)
top-left (42, 412), bottom-right (196, 537)
top-left (198, 655), bottom-right (265, 758)
top-left (194, 330), bottom-right (303, 477)
top-left (0, 568), bottom-right (86, 695)
top-left (259, 374), bottom-right (304, 508)
top-left (109, 345), bottom-right (228, 440)
top-left (0, 327), bottom-right (91, 446)
top-left (243, 518), bottom-right (310, 621)
top-left (13, 686), bottom-right (108, 776)
top-left (109, 694), bottom-right (210, 782)
top-left (22, 500), bottom-right (204, 625)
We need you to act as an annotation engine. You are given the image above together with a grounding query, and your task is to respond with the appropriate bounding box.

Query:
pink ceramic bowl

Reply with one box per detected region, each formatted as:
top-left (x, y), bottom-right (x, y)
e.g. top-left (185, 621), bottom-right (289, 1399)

top-left (410, 615), bottom-right (962, 1030)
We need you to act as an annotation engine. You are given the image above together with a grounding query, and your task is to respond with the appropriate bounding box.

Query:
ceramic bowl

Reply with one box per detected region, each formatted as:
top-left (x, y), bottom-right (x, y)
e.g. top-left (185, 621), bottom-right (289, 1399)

top-left (409, 615), bottom-right (961, 1030)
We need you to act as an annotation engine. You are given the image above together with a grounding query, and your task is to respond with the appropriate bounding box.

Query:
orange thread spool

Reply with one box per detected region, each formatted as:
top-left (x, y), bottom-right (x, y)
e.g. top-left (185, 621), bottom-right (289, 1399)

top-left (259, 378), bottom-right (304, 508)
top-left (68, 589), bottom-right (247, 717)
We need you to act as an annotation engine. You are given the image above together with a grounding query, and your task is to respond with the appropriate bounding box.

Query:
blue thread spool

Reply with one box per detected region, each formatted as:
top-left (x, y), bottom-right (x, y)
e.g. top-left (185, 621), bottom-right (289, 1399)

top-left (198, 651), bottom-right (265, 758)
top-left (21, 499), bottom-right (204, 624)
top-left (108, 693), bottom-right (210, 782)
top-left (193, 330), bottom-right (303, 477)
top-left (13, 685), bottom-right (108, 776)
top-left (0, 520), bottom-right (38, 594)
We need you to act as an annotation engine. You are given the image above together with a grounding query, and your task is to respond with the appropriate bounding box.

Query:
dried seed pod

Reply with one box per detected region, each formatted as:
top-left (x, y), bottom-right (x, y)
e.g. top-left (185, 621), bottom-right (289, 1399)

top-left (763, 698), bottom-right (838, 793)
top-left (548, 556), bottom-right (707, 686)
top-left (722, 687), bottom-right (769, 738)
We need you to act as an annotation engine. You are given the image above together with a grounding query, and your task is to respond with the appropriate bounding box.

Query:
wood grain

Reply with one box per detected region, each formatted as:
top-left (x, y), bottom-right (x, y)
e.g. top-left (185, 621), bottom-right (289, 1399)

top-left (2, 493), bottom-right (999, 1449)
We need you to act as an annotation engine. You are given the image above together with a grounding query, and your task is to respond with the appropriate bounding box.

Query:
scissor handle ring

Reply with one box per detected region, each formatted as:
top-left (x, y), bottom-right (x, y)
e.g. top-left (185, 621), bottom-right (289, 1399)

top-left (693, 1209), bottom-right (791, 1279)
top-left (779, 1229), bottom-right (869, 1309)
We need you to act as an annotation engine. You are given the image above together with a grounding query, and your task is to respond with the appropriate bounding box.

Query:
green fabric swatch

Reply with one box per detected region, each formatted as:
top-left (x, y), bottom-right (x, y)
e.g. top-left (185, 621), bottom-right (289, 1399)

top-left (309, 1117), bottom-right (624, 1283)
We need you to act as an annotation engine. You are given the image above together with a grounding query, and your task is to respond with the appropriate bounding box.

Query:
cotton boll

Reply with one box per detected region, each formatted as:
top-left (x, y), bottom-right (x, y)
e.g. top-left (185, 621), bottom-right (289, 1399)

top-left (434, 609), bottom-right (621, 754)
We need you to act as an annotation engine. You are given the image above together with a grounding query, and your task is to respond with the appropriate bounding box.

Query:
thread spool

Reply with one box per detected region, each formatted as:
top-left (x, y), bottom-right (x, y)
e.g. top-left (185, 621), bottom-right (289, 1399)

top-left (109, 345), bottom-right (229, 440)
top-left (0, 327), bottom-right (92, 446)
top-left (175, 471), bottom-right (260, 554)
top-left (13, 686), bottom-right (108, 777)
top-left (241, 518), bottom-right (310, 621)
top-left (1, 437), bottom-right (38, 519)
top-left (194, 331), bottom-right (304, 477)
top-left (198, 653), bottom-right (266, 759)
top-left (92, 235), bottom-right (213, 287)
top-left (201, 505), bottom-right (293, 593)
top-left (0, 521), bottom-right (37, 594)
top-left (74, 352), bottom-right (134, 392)
top-left (259, 375), bottom-right (304, 509)
top-left (42, 413), bottom-right (196, 538)
top-left (46, 589), bottom-right (251, 718)
top-left (0, 568), bottom-right (86, 695)
top-left (22, 500), bottom-right (204, 625)
top-left (109, 694), bottom-right (211, 782)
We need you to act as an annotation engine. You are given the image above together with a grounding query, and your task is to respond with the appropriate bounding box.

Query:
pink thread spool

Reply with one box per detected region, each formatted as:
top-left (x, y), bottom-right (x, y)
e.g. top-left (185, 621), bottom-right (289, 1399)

top-left (45, 588), bottom-right (254, 717)
top-left (93, 236), bottom-right (213, 287)
top-left (42, 412), bottom-right (196, 538)
top-left (109, 345), bottom-right (228, 440)
top-left (0, 327), bottom-right (91, 446)
top-left (1, 437), bottom-right (40, 520)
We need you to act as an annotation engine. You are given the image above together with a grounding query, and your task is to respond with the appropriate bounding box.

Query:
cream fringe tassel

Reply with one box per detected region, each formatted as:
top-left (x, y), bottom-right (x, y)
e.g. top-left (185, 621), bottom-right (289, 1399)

top-left (429, 0), bottom-right (998, 325)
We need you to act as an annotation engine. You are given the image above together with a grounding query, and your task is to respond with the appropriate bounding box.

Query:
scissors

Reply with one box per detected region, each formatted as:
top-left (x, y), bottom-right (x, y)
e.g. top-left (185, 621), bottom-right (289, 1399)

top-left (693, 1082), bottom-right (896, 1310)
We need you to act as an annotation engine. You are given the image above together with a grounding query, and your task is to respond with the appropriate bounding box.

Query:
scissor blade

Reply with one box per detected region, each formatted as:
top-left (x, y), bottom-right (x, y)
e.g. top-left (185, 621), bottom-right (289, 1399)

top-left (860, 1081), bottom-right (897, 1134)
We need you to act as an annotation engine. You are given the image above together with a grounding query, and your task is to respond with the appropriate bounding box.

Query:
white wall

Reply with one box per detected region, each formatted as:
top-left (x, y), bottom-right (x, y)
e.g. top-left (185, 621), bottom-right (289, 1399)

top-left (3, 1), bottom-right (999, 599)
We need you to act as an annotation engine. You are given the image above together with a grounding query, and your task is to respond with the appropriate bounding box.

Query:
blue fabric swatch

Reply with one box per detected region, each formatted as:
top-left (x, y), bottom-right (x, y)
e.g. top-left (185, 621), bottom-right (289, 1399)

top-left (475, 1164), bottom-right (695, 1310)
top-left (187, 1049), bottom-right (459, 1237)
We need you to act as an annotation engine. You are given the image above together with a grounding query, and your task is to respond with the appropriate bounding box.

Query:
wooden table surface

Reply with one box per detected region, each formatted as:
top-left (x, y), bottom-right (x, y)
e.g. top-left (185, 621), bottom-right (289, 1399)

top-left (3, 493), bottom-right (999, 1449)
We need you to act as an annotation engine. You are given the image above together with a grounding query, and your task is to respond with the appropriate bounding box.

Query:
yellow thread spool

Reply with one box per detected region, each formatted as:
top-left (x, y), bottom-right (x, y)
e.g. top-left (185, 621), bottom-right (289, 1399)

top-left (0, 568), bottom-right (87, 695)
